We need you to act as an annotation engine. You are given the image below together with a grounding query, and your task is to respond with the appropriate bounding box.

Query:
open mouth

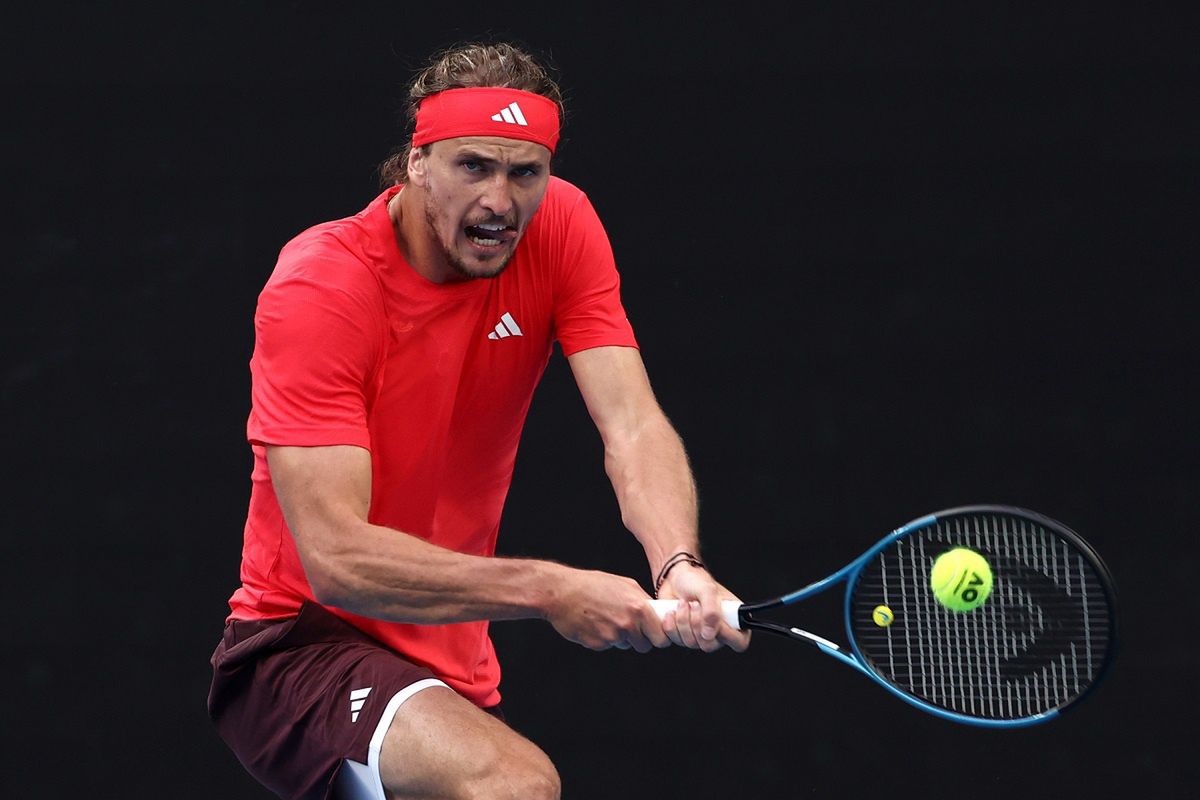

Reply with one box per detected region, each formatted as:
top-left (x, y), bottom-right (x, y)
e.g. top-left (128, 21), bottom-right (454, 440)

top-left (465, 223), bottom-right (516, 248)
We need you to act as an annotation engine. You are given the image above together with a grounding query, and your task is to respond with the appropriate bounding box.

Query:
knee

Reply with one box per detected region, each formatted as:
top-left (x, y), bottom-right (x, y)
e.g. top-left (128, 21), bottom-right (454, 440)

top-left (467, 745), bottom-right (560, 800)
top-left (519, 754), bottom-right (561, 800)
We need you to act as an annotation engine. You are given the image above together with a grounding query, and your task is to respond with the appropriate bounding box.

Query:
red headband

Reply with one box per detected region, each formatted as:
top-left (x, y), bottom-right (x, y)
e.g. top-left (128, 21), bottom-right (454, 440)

top-left (412, 88), bottom-right (560, 153)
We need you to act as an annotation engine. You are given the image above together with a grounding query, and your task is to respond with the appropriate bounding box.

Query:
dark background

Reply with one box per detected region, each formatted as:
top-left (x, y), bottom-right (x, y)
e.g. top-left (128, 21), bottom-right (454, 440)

top-left (5, 2), bottom-right (1196, 797)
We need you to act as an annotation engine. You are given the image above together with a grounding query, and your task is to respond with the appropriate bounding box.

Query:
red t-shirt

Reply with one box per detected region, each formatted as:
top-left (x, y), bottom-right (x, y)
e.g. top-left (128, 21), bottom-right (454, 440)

top-left (228, 177), bottom-right (638, 706)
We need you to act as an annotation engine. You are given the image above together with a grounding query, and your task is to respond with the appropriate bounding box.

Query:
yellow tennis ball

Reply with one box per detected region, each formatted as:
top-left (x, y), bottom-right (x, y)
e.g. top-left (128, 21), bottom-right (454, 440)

top-left (930, 547), bottom-right (993, 612)
top-left (872, 605), bottom-right (894, 627)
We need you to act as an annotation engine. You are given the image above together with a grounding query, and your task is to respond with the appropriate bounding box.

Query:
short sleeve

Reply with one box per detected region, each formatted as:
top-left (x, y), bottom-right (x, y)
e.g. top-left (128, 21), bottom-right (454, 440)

top-left (552, 191), bottom-right (639, 357)
top-left (246, 246), bottom-right (384, 449)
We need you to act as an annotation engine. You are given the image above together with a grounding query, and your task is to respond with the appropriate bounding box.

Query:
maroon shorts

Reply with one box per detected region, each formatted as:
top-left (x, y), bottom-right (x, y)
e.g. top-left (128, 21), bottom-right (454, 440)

top-left (208, 601), bottom-right (502, 800)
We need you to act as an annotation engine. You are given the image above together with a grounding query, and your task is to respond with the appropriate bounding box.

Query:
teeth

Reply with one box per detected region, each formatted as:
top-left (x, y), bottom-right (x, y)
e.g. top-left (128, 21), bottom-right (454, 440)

top-left (466, 222), bottom-right (509, 246)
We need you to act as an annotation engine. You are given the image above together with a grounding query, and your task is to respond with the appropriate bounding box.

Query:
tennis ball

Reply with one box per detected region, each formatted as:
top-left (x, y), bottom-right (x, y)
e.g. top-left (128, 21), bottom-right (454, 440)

top-left (872, 605), bottom-right (894, 627)
top-left (930, 548), bottom-right (993, 612)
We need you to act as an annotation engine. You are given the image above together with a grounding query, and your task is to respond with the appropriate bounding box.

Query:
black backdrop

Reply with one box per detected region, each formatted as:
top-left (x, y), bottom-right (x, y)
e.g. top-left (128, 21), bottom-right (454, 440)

top-left (5, 3), bottom-right (1197, 797)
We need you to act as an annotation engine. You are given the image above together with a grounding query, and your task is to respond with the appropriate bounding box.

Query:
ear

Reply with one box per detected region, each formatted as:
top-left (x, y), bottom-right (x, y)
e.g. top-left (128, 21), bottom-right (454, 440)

top-left (406, 145), bottom-right (429, 187)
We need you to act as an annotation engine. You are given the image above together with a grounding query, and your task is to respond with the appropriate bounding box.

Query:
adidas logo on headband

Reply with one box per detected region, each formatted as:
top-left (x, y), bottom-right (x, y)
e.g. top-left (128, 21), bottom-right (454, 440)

top-left (412, 88), bottom-right (560, 152)
top-left (490, 102), bottom-right (529, 126)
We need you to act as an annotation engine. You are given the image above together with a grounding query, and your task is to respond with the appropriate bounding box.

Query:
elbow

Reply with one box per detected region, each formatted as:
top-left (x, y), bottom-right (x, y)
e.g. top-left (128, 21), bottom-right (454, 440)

top-left (294, 529), bottom-right (360, 609)
top-left (307, 570), bottom-right (352, 608)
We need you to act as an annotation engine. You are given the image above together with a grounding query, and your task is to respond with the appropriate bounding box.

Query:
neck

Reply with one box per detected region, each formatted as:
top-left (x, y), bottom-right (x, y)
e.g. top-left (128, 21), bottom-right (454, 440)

top-left (388, 186), bottom-right (457, 284)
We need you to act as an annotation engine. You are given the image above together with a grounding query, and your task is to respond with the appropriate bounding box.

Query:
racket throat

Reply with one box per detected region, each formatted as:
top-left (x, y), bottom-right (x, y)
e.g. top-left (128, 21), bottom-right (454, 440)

top-left (788, 627), bottom-right (841, 652)
top-left (754, 619), bottom-right (841, 652)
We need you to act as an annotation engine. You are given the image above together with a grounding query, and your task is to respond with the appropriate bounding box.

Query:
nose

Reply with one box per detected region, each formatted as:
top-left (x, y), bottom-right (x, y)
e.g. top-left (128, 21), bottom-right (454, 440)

top-left (479, 173), bottom-right (514, 218)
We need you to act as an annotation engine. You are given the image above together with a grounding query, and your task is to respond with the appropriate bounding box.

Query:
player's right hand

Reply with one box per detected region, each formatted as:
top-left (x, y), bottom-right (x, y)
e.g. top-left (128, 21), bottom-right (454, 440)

top-left (543, 568), bottom-right (671, 652)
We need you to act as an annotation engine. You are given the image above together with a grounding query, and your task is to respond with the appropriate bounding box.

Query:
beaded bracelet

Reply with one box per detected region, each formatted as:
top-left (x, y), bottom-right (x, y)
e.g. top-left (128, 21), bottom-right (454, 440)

top-left (654, 551), bottom-right (706, 597)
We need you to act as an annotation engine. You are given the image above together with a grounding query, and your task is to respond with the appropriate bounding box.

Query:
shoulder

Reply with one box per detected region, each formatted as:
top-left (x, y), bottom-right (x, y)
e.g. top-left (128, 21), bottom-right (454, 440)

top-left (544, 174), bottom-right (587, 205)
top-left (537, 176), bottom-right (588, 215)
top-left (522, 176), bottom-right (609, 255)
top-left (251, 218), bottom-right (389, 360)
top-left (263, 215), bottom-right (386, 311)
top-left (530, 175), bottom-right (594, 228)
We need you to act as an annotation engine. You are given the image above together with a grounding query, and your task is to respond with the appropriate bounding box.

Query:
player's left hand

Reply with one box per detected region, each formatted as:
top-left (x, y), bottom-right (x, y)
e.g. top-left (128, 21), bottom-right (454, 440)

top-left (656, 564), bottom-right (751, 653)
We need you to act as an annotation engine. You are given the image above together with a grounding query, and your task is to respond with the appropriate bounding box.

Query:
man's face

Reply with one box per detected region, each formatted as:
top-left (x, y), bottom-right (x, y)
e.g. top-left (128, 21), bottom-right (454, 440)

top-left (409, 136), bottom-right (552, 281)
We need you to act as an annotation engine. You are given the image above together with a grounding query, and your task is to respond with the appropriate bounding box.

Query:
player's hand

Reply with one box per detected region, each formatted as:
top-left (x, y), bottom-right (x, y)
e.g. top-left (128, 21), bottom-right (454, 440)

top-left (656, 564), bottom-right (751, 653)
top-left (543, 568), bottom-right (672, 653)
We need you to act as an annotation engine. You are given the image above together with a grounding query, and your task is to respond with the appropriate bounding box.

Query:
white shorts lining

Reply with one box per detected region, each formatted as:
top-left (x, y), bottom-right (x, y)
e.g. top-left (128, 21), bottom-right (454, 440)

top-left (338, 677), bottom-right (449, 800)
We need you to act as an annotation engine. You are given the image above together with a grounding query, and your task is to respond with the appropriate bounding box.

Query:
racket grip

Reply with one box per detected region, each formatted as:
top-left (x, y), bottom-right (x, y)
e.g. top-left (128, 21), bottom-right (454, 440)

top-left (648, 598), bottom-right (742, 630)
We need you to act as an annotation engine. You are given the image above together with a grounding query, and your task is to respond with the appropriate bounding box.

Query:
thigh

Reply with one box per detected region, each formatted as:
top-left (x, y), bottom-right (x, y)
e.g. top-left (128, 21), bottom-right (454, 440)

top-left (376, 687), bottom-right (557, 800)
top-left (210, 603), bottom-right (441, 800)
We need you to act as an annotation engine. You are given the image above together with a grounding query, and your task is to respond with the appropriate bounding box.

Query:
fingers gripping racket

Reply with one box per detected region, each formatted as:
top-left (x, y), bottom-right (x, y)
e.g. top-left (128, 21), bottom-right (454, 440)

top-left (651, 505), bottom-right (1117, 727)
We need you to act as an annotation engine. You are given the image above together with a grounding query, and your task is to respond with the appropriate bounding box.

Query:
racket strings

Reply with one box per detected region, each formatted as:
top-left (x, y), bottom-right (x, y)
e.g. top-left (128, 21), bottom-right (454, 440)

top-left (851, 512), bottom-right (1113, 720)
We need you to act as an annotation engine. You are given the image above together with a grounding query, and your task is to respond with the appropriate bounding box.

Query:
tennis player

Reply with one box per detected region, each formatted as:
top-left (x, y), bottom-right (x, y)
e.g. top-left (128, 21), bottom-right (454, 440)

top-left (208, 41), bottom-right (750, 800)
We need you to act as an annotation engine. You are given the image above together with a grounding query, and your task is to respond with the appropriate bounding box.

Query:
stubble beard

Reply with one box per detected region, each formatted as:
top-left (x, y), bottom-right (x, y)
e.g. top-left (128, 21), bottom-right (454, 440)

top-left (424, 200), bottom-right (513, 280)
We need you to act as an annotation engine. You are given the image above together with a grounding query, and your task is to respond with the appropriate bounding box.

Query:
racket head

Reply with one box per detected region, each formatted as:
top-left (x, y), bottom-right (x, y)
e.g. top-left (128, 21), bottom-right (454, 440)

top-left (844, 505), bottom-right (1117, 727)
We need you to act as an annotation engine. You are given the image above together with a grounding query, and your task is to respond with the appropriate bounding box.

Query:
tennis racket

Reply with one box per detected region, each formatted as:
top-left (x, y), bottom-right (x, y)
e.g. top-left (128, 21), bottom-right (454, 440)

top-left (650, 505), bottom-right (1117, 728)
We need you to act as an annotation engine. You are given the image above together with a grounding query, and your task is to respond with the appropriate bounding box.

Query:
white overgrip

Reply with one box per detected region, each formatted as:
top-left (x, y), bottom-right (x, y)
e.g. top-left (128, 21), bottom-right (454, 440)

top-left (648, 598), bottom-right (742, 630)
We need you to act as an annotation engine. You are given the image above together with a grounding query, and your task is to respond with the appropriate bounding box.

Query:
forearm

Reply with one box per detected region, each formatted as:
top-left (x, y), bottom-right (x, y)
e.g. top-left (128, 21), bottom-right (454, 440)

top-left (305, 518), bottom-right (673, 653)
top-left (269, 443), bottom-right (573, 624)
top-left (301, 519), bottom-right (568, 624)
top-left (603, 414), bottom-right (700, 580)
top-left (566, 348), bottom-right (749, 651)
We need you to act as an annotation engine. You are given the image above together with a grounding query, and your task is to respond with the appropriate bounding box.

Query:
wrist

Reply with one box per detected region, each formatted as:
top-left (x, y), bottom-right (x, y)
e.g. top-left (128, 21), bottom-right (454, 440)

top-left (528, 560), bottom-right (572, 620)
top-left (654, 551), bottom-right (706, 597)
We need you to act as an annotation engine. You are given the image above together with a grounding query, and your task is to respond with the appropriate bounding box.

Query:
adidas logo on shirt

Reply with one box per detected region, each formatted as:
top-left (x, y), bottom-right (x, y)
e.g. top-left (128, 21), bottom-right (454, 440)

top-left (487, 312), bottom-right (523, 340)
top-left (491, 102), bottom-right (529, 126)
top-left (350, 687), bottom-right (371, 723)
